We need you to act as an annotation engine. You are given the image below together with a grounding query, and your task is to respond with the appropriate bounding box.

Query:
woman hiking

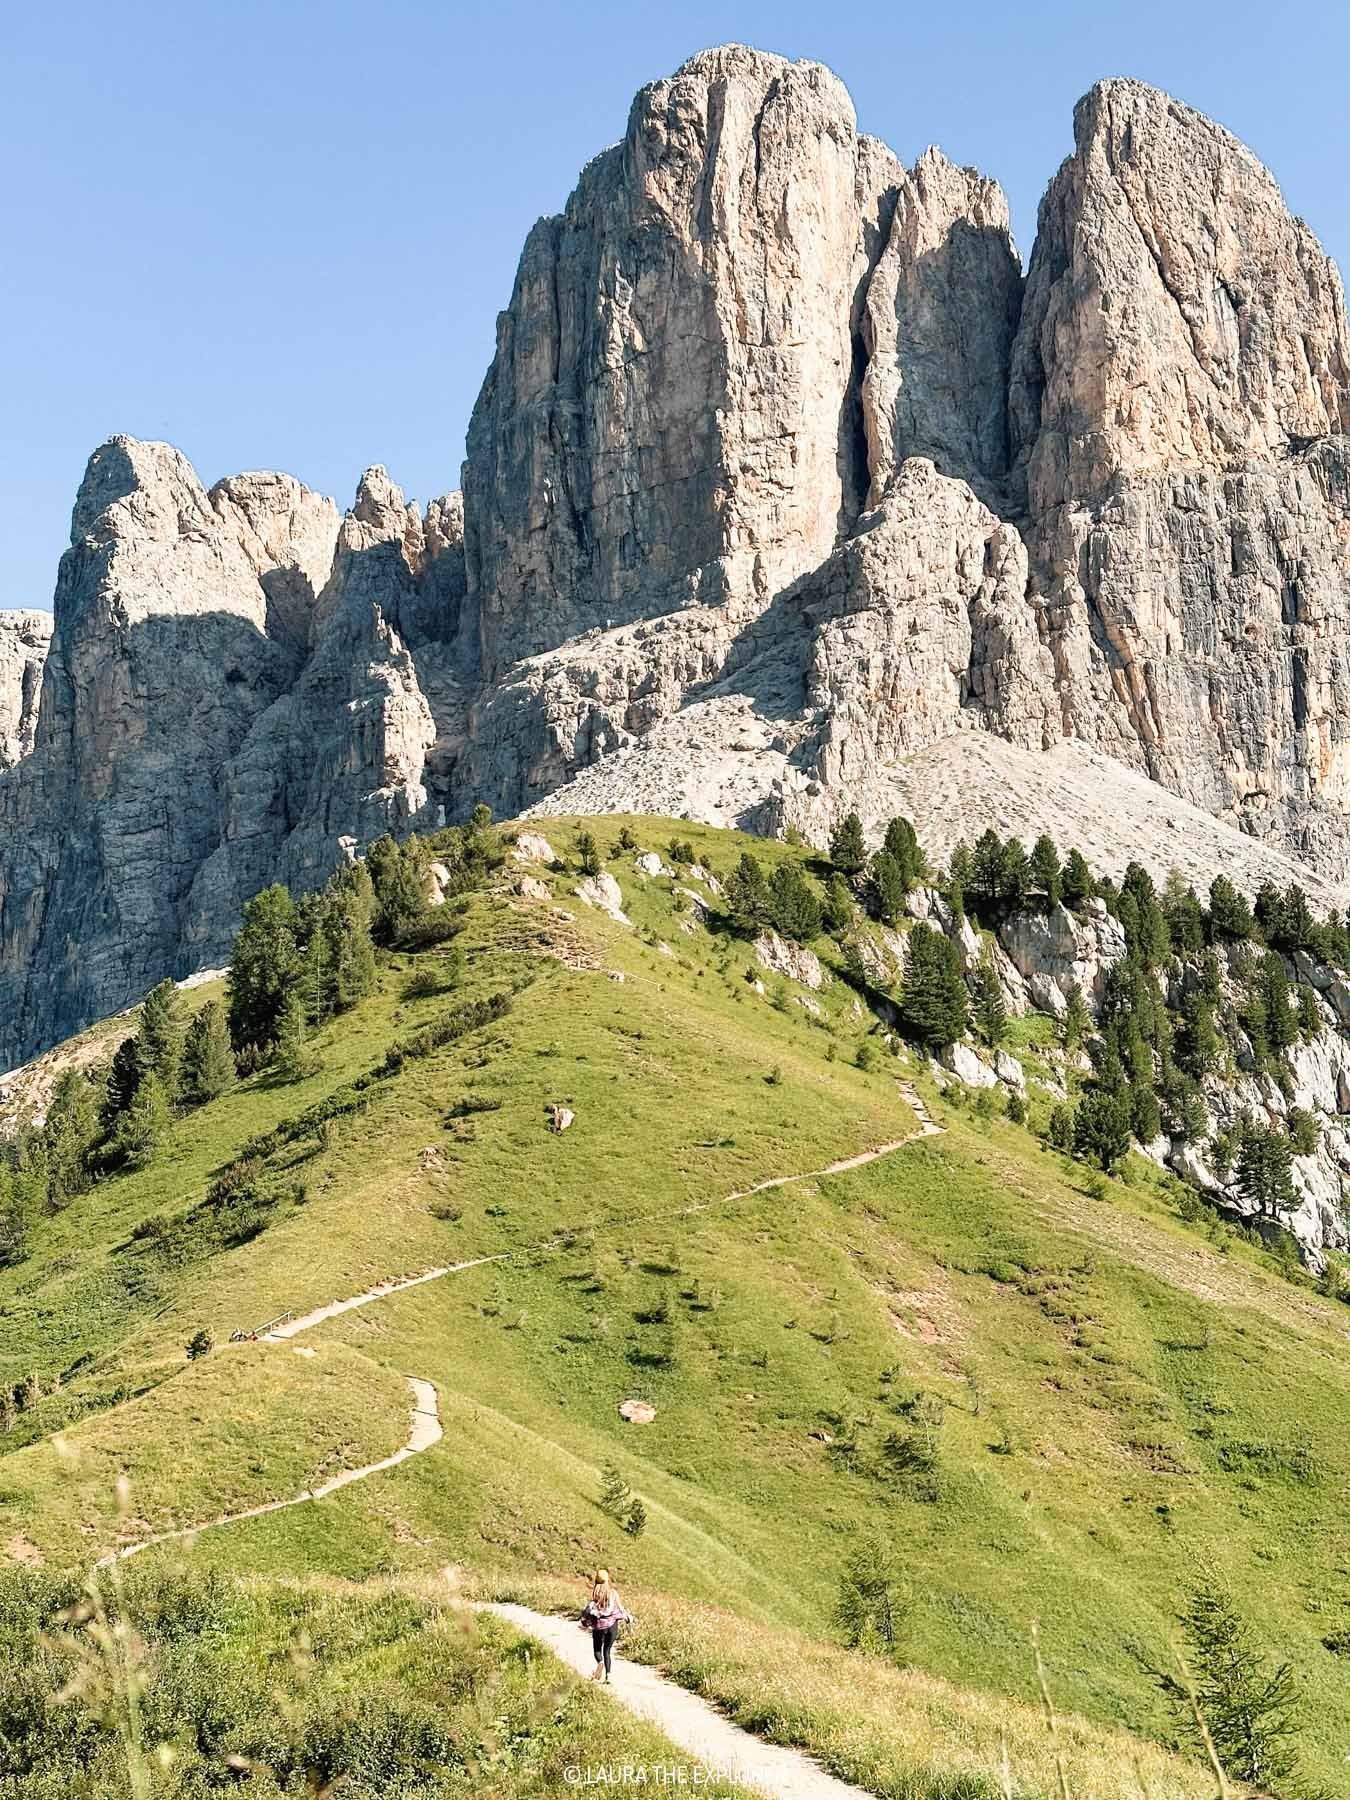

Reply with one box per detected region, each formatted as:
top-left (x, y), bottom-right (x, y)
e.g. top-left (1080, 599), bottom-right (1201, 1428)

top-left (580, 1567), bottom-right (632, 1682)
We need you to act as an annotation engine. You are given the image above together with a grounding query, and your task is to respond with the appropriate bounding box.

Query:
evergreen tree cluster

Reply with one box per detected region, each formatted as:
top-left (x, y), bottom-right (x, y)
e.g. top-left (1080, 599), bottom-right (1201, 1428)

top-left (724, 853), bottom-right (824, 943)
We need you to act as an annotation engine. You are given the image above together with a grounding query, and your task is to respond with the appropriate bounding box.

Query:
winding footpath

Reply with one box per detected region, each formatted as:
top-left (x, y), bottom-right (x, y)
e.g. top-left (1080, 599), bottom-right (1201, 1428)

top-left (483, 1602), bottom-right (871, 1800)
top-left (96, 1377), bottom-right (443, 1569)
top-left (100, 1090), bottom-right (944, 1795)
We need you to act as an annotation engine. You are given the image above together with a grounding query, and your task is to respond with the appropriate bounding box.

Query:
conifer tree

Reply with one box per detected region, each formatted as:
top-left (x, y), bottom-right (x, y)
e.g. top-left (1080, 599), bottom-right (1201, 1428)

top-left (1208, 875), bottom-right (1254, 942)
top-left (273, 988), bottom-right (319, 1083)
top-left (998, 838), bottom-right (1030, 907)
top-left (945, 842), bottom-right (973, 920)
top-left (42, 1071), bottom-right (100, 1206)
top-left (881, 815), bottom-right (926, 894)
top-left (1261, 952), bottom-right (1297, 1053)
top-left (1029, 835), bottom-right (1062, 908)
top-left (182, 999), bottom-right (237, 1104)
top-left (972, 953), bottom-right (1007, 1048)
top-left (1062, 984), bottom-right (1090, 1051)
top-left (822, 872), bottom-right (854, 936)
top-left (898, 925), bottom-right (968, 1050)
top-left (1072, 1089), bottom-right (1132, 1172)
top-left (871, 851), bottom-right (905, 926)
top-left (1061, 848), bottom-right (1094, 909)
top-left (725, 853), bottom-right (771, 930)
top-left (228, 884), bottom-right (301, 1053)
top-left (969, 830), bottom-right (1004, 911)
top-left (1235, 1123), bottom-right (1296, 1220)
top-left (576, 830), bottom-right (602, 877)
top-left (366, 834), bottom-right (428, 942)
top-left (139, 979), bottom-right (187, 1103)
top-left (111, 1072), bottom-right (171, 1167)
top-left (829, 811), bottom-right (867, 877)
top-left (325, 886), bottom-right (378, 1012)
top-left (769, 863), bottom-right (823, 943)
top-left (102, 1036), bottom-right (145, 1131)
top-left (1175, 1574), bottom-right (1307, 1790)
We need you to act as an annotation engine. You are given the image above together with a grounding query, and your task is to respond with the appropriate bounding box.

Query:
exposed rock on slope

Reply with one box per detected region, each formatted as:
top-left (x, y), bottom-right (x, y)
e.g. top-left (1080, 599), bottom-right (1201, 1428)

top-left (0, 442), bottom-right (462, 1067)
top-left (0, 612), bottom-right (51, 768)
top-left (6, 48), bottom-right (1350, 1068)
top-left (1011, 80), bottom-right (1350, 870)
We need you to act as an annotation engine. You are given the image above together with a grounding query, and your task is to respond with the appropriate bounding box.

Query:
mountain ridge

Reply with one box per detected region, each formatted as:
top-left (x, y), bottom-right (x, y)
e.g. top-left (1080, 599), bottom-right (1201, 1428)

top-left (4, 43), bottom-right (1350, 1070)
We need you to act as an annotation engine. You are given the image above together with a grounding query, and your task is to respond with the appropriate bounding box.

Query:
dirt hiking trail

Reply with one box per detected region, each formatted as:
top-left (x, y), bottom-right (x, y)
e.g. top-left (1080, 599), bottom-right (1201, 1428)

top-left (483, 1601), bottom-right (874, 1800)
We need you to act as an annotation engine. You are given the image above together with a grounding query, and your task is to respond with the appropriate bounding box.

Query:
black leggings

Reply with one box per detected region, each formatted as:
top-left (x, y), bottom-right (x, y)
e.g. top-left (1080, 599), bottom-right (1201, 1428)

top-left (592, 1623), bottom-right (617, 1673)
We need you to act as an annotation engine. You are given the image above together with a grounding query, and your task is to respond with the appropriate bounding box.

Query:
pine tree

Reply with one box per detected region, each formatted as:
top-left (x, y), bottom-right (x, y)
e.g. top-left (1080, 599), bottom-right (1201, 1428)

top-left (998, 838), bottom-right (1030, 907)
top-left (599, 1463), bottom-right (633, 1521)
top-left (228, 884), bottom-right (301, 1053)
top-left (969, 830), bottom-right (1004, 911)
top-left (366, 834), bottom-right (428, 942)
top-left (871, 851), bottom-right (905, 926)
top-left (139, 978), bottom-right (187, 1103)
top-left (111, 1072), bottom-right (171, 1168)
top-left (1162, 873), bottom-right (1207, 956)
top-left (1029, 835), bottom-right (1062, 908)
top-left (725, 853), bottom-right (771, 930)
top-left (898, 925), bottom-right (968, 1050)
top-left (1235, 1124), bottom-right (1296, 1220)
top-left (881, 816), bottom-right (925, 894)
top-left (42, 1071), bottom-right (100, 1207)
top-left (769, 863), bottom-right (823, 943)
top-left (576, 830), bottom-right (602, 877)
top-left (945, 842), bottom-right (973, 920)
top-left (1072, 1089), bottom-right (1132, 1171)
top-left (829, 811), bottom-right (867, 877)
top-left (1062, 984), bottom-right (1090, 1051)
top-left (822, 872), bottom-right (854, 936)
top-left (324, 885), bottom-right (378, 1013)
top-left (182, 999), bottom-right (237, 1103)
top-left (1175, 990), bottom-right (1222, 1078)
top-left (102, 1035), bottom-right (144, 1129)
top-left (1061, 848), bottom-right (1094, 910)
top-left (972, 953), bottom-right (1007, 1048)
top-left (273, 988), bottom-right (319, 1083)
top-left (1261, 952), bottom-right (1297, 1053)
top-left (1175, 1574), bottom-right (1307, 1791)
top-left (1208, 875), bottom-right (1254, 942)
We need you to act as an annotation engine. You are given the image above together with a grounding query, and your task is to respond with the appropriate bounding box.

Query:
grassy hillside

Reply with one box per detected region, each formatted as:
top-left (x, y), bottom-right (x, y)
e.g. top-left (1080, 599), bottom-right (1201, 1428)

top-left (4, 815), bottom-right (1349, 1797)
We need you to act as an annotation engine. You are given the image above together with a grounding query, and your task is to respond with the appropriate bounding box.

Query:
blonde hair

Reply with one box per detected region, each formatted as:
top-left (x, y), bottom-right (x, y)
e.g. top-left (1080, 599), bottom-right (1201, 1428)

top-left (591, 1568), bottom-right (611, 1608)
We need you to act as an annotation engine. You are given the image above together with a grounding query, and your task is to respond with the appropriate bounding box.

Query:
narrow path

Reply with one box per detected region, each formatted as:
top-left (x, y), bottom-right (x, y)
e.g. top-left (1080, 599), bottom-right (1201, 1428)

top-left (483, 1602), bottom-right (871, 1800)
top-left (273, 1090), bottom-right (946, 1337)
top-left (95, 1376), bottom-right (442, 1568)
top-left (266, 1257), bottom-right (507, 1339)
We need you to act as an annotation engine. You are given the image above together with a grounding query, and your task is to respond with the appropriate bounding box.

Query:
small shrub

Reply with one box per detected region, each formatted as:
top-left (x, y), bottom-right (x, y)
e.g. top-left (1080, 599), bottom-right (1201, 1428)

top-left (185, 1330), bottom-right (212, 1361)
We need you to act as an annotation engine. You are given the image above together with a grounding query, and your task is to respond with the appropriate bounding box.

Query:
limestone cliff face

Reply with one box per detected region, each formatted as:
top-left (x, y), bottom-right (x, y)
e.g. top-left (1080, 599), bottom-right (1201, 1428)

top-left (1011, 80), bottom-right (1350, 868)
top-left (462, 45), bottom-right (896, 682)
top-left (0, 443), bottom-right (461, 1067)
top-left (7, 48), bottom-right (1350, 1072)
top-left (0, 612), bottom-right (51, 769)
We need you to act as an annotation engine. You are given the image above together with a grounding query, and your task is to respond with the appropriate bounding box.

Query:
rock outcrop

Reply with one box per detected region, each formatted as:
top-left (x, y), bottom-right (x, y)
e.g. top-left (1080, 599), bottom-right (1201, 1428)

top-left (7, 48), bottom-right (1350, 1070)
top-left (0, 612), bottom-right (51, 769)
top-left (1011, 80), bottom-right (1350, 871)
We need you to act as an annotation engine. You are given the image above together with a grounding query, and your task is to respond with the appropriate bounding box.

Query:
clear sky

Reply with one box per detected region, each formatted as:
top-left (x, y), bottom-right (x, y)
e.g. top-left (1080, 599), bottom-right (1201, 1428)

top-left (5, 0), bottom-right (1348, 611)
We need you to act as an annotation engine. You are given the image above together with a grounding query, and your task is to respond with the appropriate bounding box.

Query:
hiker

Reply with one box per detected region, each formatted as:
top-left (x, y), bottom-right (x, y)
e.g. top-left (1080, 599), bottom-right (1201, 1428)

top-left (579, 1567), bottom-right (632, 1682)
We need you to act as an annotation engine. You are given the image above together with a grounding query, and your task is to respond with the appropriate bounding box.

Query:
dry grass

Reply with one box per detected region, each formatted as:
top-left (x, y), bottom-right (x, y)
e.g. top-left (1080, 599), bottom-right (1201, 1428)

top-left (473, 1575), bottom-right (1232, 1800)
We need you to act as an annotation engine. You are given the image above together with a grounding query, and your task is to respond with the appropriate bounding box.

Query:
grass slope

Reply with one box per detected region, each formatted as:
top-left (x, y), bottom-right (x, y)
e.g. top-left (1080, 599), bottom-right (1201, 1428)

top-left (5, 815), bottom-right (1350, 1797)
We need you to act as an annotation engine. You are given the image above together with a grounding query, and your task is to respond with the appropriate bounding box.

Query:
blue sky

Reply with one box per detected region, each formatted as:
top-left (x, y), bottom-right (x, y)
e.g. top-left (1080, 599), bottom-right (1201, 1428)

top-left (5, 0), bottom-right (1347, 610)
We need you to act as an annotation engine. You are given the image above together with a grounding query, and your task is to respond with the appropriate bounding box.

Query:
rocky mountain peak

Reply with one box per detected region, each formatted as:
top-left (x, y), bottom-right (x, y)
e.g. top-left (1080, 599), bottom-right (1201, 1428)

top-left (1012, 76), bottom-right (1350, 507)
top-left (5, 49), bottom-right (1350, 1073)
